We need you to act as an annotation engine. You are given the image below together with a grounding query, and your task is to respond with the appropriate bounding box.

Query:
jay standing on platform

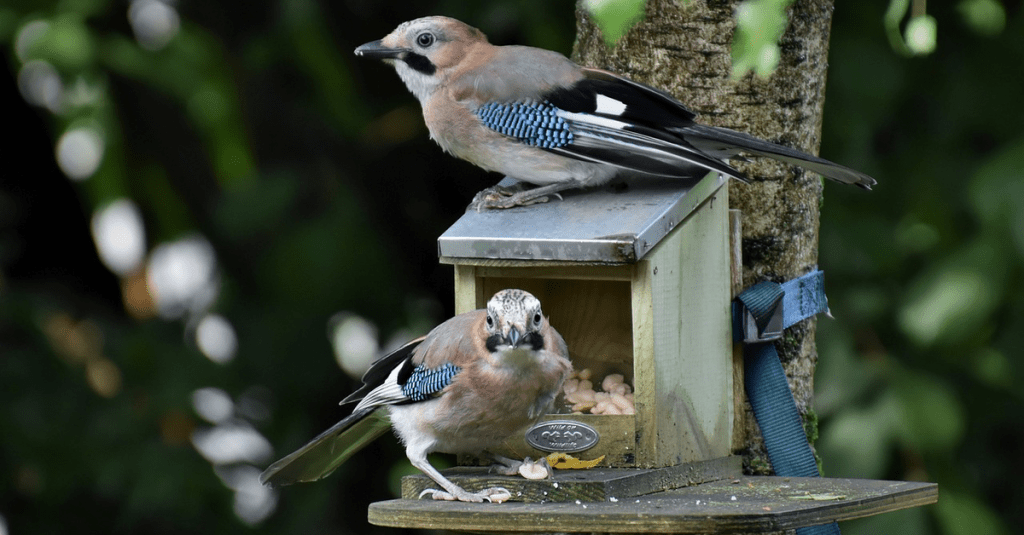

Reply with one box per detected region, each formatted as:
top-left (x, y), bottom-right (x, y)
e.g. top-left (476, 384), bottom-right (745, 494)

top-left (260, 289), bottom-right (572, 503)
top-left (354, 16), bottom-right (876, 210)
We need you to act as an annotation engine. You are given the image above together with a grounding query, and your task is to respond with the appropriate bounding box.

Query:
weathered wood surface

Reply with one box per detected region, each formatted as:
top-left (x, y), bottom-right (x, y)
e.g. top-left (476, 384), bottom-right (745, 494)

top-left (632, 186), bottom-right (732, 467)
top-left (729, 209), bottom-right (747, 452)
top-left (402, 456), bottom-right (741, 503)
top-left (371, 476), bottom-right (938, 533)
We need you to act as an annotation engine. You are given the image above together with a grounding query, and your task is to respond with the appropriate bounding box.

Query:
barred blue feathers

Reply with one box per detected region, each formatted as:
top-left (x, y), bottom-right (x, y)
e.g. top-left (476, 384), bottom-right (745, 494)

top-left (475, 101), bottom-right (573, 149)
top-left (402, 362), bottom-right (462, 402)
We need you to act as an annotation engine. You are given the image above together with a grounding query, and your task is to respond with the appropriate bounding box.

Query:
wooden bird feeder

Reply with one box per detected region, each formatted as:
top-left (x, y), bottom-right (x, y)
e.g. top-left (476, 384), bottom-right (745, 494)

top-left (440, 173), bottom-right (735, 473)
top-left (370, 173), bottom-right (936, 532)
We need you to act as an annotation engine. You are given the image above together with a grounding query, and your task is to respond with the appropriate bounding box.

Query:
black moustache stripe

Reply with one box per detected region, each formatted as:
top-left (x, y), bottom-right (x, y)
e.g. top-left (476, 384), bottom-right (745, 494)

top-left (402, 52), bottom-right (436, 75)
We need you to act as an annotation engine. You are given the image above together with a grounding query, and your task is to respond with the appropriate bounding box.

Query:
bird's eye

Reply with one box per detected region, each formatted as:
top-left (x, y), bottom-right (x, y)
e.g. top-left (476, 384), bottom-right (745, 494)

top-left (416, 32), bottom-right (435, 48)
top-left (486, 315), bottom-right (494, 328)
top-left (533, 313), bottom-right (542, 325)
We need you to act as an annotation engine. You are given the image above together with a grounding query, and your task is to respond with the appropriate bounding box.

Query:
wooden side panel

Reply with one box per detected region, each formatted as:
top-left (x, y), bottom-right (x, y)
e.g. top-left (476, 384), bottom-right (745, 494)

top-left (729, 209), bottom-right (746, 452)
top-left (452, 264), bottom-right (481, 314)
top-left (634, 189), bottom-right (732, 467)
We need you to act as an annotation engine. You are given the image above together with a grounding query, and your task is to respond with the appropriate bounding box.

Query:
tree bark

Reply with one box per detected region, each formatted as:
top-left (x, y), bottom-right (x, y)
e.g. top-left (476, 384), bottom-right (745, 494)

top-left (573, 0), bottom-right (833, 479)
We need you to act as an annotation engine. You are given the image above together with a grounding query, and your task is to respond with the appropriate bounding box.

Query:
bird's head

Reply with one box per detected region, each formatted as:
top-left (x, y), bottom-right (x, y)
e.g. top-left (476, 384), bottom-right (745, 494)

top-left (354, 16), bottom-right (488, 102)
top-left (484, 289), bottom-right (546, 353)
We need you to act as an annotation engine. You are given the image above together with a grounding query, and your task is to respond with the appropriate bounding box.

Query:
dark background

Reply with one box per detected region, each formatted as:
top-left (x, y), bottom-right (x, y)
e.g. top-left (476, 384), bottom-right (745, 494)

top-left (2, 1), bottom-right (1022, 534)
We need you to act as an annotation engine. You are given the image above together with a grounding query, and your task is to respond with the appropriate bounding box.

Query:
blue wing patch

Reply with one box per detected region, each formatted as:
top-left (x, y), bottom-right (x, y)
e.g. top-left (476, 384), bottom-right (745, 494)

top-left (401, 362), bottom-right (461, 402)
top-left (476, 101), bottom-right (574, 149)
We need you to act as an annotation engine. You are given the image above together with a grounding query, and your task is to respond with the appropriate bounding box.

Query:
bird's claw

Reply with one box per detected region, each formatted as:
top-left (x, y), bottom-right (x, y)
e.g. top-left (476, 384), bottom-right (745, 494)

top-left (469, 185), bottom-right (552, 211)
top-left (418, 487), bottom-right (513, 503)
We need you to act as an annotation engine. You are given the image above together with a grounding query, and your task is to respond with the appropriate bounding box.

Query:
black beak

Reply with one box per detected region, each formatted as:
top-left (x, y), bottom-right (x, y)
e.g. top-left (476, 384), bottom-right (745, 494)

top-left (354, 40), bottom-right (405, 60)
top-left (507, 327), bottom-right (521, 348)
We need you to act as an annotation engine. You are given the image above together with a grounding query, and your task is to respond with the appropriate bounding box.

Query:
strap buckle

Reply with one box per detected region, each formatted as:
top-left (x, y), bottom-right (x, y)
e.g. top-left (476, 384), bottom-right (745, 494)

top-left (736, 281), bottom-right (785, 344)
top-left (741, 296), bottom-right (784, 343)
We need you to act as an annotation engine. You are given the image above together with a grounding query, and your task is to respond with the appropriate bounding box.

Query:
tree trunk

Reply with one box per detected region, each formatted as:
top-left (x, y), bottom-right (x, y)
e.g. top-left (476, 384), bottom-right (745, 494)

top-left (573, 0), bottom-right (833, 480)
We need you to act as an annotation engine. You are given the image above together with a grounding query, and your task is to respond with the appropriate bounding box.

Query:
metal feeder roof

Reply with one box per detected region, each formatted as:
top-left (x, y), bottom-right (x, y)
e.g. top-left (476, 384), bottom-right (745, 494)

top-left (438, 172), bottom-right (725, 264)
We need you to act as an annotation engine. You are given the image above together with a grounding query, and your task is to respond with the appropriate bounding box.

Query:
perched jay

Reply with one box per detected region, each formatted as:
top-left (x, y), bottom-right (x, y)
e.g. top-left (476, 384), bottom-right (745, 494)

top-left (355, 16), bottom-right (876, 209)
top-left (260, 289), bottom-right (572, 503)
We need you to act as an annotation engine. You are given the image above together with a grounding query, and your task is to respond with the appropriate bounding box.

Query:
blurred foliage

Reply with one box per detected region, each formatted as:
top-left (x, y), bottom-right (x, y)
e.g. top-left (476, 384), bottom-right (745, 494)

top-left (817, 2), bottom-right (1023, 535)
top-left (582, 0), bottom-right (646, 46)
top-left (0, 1), bottom-right (1022, 535)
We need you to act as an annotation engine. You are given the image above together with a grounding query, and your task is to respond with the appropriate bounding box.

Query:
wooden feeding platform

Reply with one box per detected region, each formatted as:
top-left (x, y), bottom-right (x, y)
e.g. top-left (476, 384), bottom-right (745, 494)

top-left (368, 173), bottom-right (937, 531)
top-left (371, 475), bottom-right (936, 533)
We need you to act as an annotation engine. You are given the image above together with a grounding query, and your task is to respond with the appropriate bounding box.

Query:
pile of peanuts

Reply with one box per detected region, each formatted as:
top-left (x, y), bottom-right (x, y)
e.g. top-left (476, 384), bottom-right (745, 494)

top-left (562, 369), bottom-right (636, 415)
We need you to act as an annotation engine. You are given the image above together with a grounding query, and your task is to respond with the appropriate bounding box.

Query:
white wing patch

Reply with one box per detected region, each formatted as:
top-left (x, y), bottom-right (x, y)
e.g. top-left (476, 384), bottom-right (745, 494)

top-left (354, 364), bottom-right (409, 412)
top-left (595, 94), bottom-right (627, 116)
top-left (555, 110), bottom-right (630, 130)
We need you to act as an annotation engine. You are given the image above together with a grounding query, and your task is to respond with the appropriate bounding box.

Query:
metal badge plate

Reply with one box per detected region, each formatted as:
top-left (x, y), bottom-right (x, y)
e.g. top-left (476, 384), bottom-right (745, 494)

top-left (524, 420), bottom-right (600, 453)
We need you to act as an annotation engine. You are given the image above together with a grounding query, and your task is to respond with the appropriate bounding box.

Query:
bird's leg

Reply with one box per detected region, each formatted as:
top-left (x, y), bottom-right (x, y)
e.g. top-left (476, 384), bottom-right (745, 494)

top-left (469, 181), bottom-right (578, 211)
top-left (409, 450), bottom-right (512, 503)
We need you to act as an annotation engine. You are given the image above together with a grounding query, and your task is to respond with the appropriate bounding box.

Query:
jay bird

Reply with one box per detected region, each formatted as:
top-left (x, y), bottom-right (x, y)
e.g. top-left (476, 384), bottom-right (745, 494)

top-left (260, 289), bottom-right (572, 503)
top-left (354, 16), bottom-right (876, 210)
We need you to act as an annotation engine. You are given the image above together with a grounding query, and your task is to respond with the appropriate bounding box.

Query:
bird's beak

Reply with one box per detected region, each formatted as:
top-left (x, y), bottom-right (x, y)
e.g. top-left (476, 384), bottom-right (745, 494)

top-left (507, 326), bottom-right (521, 348)
top-left (354, 40), bottom-right (406, 60)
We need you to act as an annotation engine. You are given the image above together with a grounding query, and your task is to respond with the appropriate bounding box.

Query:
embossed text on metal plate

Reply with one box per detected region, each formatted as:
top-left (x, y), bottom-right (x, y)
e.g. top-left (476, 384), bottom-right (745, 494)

top-left (525, 420), bottom-right (600, 453)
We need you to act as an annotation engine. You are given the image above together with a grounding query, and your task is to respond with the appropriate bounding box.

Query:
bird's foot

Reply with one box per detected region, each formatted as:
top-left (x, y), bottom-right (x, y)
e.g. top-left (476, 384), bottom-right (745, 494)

top-left (488, 455), bottom-right (552, 480)
top-left (469, 185), bottom-right (555, 211)
top-left (418, 486), bottom-right (513, 503)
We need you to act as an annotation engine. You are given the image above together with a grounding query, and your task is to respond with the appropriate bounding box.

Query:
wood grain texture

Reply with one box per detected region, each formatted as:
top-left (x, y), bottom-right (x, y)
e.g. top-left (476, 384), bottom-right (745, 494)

top-left (371, 476), bottom-right (937, 532)
top-left (730, 209), bottom-right (747, 452)
top-left (401, 456), bottom-right (741, 503)
top-left (634, 187), bottom-right (732, 467)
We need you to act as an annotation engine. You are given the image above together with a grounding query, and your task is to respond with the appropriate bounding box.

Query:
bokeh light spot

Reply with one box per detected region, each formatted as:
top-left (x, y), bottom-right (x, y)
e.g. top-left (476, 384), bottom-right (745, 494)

top-left (146, 235), bottom-right (218, 319)
top-left (330, 313), bottom-right (379, 379)
top-left (192, 387), bottom-right (235, 424)
top-left (86, 358), bottom-right (122, 398)
top-left (159, 410), bottom-right (196, 446)
top-left (92, 198), bottom-right (146, 276)
top-left (215, 465), bottom-right (277, 526)
top-left (14, 19), bottom-right (49, 61)
top-left (56, 127), bottom-right (104, 181)
top-left (128, 0), bottom-right (180, 51)
top-left (17, 60), bottom-right (63, 112)
top-left (195, 314), bottom-right (238, 364)
top-left (191, 422), bottom-right (272, 465)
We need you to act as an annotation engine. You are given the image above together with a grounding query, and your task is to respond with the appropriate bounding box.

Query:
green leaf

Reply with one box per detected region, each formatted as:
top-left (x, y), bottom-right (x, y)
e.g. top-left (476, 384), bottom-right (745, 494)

top-left (968, 137), bottom-right (1024, 256)
top-left (891, 370), bottom-right (965, 453)
top-left (818, 392), bottom-right (900, 478)
top-left (583, 0), bottom-right (646, 47)
top-left (935, 489), bottom-right (1008, 535)
top-left (904, 15), bottom-right (937, 55)
top-left (958, 0), bottom-right (1006, 37)
top-left (731, 0), bottom-right (793, 78)
top-left (898, 239), bottom-right (1008, 348)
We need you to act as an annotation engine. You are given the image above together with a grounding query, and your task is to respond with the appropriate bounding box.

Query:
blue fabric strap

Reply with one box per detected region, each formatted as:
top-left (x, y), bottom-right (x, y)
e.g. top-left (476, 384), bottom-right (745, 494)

top-left (781, 269), bottom-right (829, 329)
top-left (736, 269), bottom-right (840, 535)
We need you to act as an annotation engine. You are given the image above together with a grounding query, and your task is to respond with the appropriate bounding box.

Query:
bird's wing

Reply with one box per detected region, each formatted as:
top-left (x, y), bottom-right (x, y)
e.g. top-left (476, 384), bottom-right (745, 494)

top-left (676, 124), bottom-right (876, 189)
top-left (471, 67), bottom-right (747, 180)
top-left (258, 336), bottom-right (442, 485)
top-left (339, 335), bottom-right (425, 406)
top-left (259, 406), bottom-right (391, 486)
top-left (351, 313), bottom-right (486, 411)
